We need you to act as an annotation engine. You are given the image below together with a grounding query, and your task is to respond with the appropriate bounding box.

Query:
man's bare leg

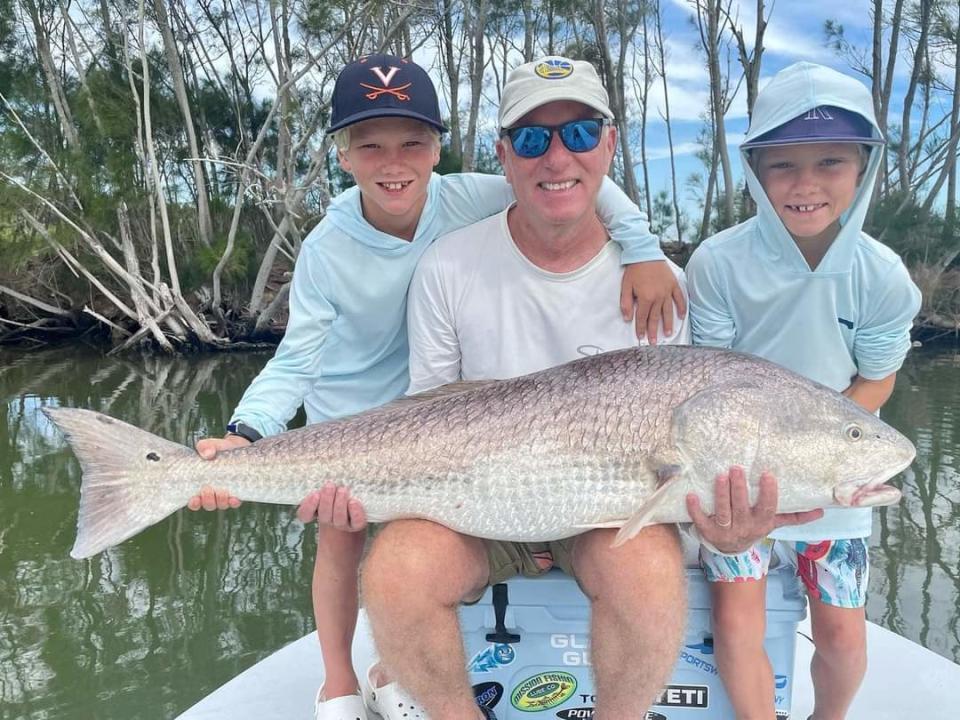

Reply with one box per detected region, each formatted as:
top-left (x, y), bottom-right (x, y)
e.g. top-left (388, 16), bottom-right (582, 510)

top-left (710, 578), bottom-right (774, 720)
top-left (362, 519), bottom-right (489, 720)
top-left (573, 524), bottom-right (685, 719)
top-left (808, 602), bottom-right (867, 720)
top-left (313, 526), bottom-right (366, 698)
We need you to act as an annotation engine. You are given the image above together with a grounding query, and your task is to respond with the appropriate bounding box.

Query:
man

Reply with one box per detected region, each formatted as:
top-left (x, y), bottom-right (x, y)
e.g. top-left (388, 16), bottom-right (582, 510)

top-left (360, 56), bottom-right (690, 720)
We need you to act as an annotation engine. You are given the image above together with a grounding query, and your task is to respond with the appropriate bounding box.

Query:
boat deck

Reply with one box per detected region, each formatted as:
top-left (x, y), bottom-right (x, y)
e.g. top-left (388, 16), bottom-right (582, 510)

top-left (177, 613), bottom-right (960, 719)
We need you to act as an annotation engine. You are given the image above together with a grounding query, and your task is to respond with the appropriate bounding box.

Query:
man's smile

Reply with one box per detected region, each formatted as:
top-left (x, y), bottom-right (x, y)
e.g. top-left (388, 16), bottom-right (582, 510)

top-left (538, 179), bottom-right (580, 191)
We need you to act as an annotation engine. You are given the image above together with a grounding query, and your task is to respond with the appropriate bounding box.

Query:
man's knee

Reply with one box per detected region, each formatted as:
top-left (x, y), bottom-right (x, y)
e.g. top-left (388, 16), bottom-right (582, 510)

top-left (361, 520), bottom-right (487, 606)
top-left (573, 523), bottom-right (683, 593)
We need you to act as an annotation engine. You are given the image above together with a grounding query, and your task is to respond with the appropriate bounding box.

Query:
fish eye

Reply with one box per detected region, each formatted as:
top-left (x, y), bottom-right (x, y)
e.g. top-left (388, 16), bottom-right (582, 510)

top-left (843, 423), bottom-right (863, 442)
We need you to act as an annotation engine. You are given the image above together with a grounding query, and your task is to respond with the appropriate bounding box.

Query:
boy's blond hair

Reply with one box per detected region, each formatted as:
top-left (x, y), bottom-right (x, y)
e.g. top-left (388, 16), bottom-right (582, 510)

top-left (333, 123), bottom-right (442, 152)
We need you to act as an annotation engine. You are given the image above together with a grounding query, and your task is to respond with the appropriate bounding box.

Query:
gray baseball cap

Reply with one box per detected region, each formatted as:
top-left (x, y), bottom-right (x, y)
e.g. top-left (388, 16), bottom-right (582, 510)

top-left (498, 56), bottom-right (614, 130)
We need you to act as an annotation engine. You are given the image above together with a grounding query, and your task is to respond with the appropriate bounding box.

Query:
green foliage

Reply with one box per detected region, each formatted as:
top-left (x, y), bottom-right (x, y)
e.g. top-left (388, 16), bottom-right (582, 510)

top-left (866, 191), bottom-right (949, 267)
top-left (180, 227), bottom-right (258, 295)
top-left (0, 213), bottom-right (45, 271)
top-left (649, 189), bottom-right (689, 242)
top-left (436, 140), bottom-right (468, 175)
top-left (473, 137), bottom-right (503, 175)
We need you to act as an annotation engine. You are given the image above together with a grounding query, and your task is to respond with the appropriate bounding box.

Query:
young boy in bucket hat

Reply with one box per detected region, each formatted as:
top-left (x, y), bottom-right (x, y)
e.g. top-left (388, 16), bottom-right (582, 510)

top-left (189, 54), bottom-right (683, 720)
top-left (686, 61), bottom-right (922, 720)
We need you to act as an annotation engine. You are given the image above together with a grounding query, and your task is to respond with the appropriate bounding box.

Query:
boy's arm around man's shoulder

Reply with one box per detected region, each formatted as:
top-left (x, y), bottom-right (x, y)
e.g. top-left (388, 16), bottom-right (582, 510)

top-left (594, 178), bottom-right (688, 342)
top-left (406, 240), bottom-right (463, 395)
top-left (596, 177), bottom-right (666, 265)
top-left (685, 243), bottom-right (736, 349)
top-left (433, 173), bottom-right (515, 236)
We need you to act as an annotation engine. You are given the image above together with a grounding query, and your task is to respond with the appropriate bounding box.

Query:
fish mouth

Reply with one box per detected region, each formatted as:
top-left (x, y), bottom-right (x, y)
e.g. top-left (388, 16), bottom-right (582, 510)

top-left (832, 454), bottom-right (914, 508)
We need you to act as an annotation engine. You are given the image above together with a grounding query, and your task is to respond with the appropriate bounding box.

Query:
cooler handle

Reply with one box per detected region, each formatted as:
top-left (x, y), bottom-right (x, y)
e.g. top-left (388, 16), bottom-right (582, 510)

top-left (485, 583), bottom-right (521, 644)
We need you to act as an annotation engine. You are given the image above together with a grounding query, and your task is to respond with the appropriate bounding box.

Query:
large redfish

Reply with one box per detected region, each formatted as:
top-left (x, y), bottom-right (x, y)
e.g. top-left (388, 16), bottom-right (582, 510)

top-left (44, 346), bottom-right (915, 559)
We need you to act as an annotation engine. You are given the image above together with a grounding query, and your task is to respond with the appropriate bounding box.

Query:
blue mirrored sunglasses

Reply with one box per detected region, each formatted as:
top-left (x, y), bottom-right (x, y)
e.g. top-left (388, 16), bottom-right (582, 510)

top-left (501, 118), bottom-right (610, 159)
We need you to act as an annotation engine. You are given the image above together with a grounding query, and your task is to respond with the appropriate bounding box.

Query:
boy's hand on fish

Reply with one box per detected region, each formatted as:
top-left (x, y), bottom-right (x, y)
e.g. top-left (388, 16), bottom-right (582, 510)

top-left (296, 483), bottom-right (367, 531)
top-left (687, 466), bottom-right (824, 555)
top-left (187, 435), bottom-right (251, 510)
top-left (195, 434), bottom-right (252, 459)
top-left (620, 260), bottom-right (686, 345)
top-left (188, 485), bottom-right (241, 511)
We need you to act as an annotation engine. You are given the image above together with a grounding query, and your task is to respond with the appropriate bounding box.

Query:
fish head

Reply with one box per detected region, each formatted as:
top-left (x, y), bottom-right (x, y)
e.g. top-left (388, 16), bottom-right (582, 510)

top-left (673, 372), bottom-right (915, 513)
top-left (807, 397), bottom-right (915, 509)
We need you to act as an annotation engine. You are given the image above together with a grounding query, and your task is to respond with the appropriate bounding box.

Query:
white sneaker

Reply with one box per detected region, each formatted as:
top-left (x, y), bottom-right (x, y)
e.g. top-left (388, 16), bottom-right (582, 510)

top-left (314, 687), bottom-right (369, 720)
top-left (361, 664), bottom-right (429, 720)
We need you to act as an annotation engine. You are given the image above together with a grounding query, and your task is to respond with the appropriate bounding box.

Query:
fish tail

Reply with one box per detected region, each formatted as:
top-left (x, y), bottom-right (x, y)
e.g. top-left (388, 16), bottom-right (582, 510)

top-left (43, 407), bottom-right (195, 559)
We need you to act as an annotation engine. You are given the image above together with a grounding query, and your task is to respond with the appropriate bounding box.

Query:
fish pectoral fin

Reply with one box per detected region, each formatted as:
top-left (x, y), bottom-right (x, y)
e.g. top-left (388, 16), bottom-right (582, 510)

top-left (611, 473), bottom-right (684, 548)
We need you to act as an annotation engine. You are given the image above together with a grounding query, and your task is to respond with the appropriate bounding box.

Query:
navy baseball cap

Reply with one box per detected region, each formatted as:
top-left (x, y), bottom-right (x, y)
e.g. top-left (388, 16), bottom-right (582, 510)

top-left (327, 54), bottom-right (448, 134)
top-left (742, 106), bottom-right (882, 150)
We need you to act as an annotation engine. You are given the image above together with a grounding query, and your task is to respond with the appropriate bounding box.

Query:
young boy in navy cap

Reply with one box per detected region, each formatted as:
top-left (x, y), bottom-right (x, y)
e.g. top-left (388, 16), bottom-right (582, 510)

top-left (190, 54), bottom-right (683, 720)
top-left (686, 62), bottom-right (921, 720)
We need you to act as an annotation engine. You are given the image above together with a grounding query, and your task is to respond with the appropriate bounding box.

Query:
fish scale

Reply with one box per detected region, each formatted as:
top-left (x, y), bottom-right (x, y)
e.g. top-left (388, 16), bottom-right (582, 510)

top-left (44, 346), bottom-right (915, 559)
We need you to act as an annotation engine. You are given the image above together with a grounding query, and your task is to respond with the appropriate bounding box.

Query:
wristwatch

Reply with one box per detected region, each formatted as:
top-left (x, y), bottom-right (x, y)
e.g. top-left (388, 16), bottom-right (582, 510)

top-left (226, 421), bottom-right (263, 444)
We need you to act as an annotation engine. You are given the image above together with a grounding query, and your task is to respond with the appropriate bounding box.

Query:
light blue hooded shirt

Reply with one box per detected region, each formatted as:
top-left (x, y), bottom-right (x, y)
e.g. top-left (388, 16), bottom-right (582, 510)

top-left (686, 62), bottom-right (922, 541)
top-left (231, 173), bottom-right (665, 435)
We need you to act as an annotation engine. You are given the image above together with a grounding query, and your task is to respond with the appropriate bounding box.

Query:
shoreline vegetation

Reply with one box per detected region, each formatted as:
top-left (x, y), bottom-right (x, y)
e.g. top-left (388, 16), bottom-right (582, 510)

top-left (1, 1), bottom-right (958, 351)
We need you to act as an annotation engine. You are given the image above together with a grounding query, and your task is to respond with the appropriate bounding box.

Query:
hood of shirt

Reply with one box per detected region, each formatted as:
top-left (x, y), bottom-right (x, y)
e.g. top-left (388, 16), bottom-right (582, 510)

top-left (742, 62), bottom-right (885, 274)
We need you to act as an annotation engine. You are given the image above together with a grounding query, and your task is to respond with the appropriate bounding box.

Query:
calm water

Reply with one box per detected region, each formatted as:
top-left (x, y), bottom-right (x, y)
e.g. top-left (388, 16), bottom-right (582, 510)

top-left (1, 345), bottom-right (958, 719)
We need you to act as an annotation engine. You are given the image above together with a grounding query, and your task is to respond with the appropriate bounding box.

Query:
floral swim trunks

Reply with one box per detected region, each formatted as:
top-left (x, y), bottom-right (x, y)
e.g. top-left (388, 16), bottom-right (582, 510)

top-left (699, 537), bottom-right (870, 608)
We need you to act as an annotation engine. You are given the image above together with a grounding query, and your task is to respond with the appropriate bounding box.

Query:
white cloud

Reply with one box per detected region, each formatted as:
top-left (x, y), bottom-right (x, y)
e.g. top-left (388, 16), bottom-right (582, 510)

top-left (645, 141), bottom-right (703, 161)
top-left (642, 132), bottom-right (746, 162)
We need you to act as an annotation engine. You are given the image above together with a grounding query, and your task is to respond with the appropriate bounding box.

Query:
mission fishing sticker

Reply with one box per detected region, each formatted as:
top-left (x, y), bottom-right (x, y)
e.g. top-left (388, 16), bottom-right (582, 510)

top-left (467, 643), bottom-right (516, 673)
top-left (511, 671), bottom-right (578, 712)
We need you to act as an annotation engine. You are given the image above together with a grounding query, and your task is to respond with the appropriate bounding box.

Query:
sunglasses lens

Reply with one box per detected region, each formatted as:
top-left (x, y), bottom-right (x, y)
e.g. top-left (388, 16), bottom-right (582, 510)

top-left (506, 119), bottom-right (606, 158)
top-left (560, 119), bottom-right (603, 152)
top-left (509, 126), bottom-right (552, 158)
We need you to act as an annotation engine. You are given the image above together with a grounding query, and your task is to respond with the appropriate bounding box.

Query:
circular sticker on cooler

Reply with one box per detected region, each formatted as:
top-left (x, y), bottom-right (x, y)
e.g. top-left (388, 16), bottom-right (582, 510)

top-left (510, 671), bottom-right (578, 711)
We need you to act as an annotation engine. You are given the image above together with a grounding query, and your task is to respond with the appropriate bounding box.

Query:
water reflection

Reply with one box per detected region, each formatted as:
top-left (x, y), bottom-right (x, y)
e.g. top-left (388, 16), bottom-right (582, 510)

top-left (0, 348), bottom-right (314, 720)
top-left (869, 348), bottom-right (960, 662)
top-left (0, 345), bottom-right (958, 720)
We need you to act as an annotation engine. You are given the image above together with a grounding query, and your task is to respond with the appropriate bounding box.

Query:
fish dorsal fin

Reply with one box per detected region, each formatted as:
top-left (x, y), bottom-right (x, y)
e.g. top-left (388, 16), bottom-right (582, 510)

top-left (406, 380), bottom-right (500, 402)
top-left (344, 380), bottom-right (502, 421)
